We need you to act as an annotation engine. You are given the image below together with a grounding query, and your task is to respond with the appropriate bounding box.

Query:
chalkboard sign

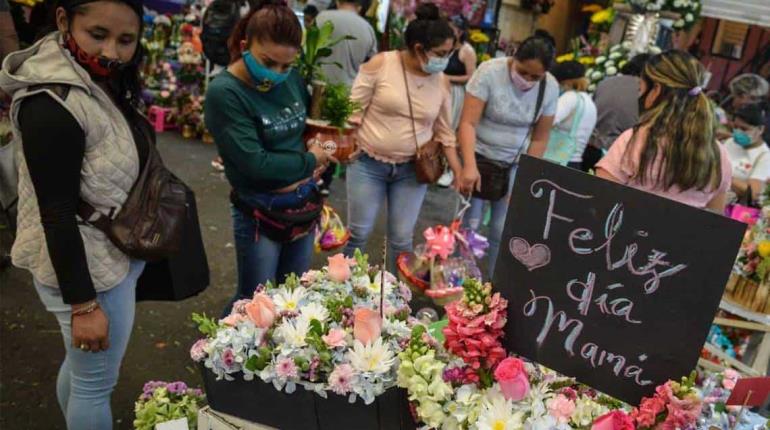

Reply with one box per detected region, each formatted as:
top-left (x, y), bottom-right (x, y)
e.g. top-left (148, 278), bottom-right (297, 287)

top-left (494, 156), bottom-right (745, 405)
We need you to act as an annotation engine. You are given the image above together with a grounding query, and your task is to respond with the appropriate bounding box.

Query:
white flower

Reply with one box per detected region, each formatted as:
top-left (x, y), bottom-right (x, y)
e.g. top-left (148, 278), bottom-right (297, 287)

top-left (604, 60), bottom-right (615, 68)
top-left (588, 84), bottom-right (596, 92)
top-left (272, 286), bottom-right (308, 312)
top-left (570, 397), bottom-right (608, 427)
top-left (382, 318), bottom-right (410, 338)
top-left (648, 45), bottom-right (662, 55)
top-left (525, 415), bottom-right (571, 430)
top-left (300, 302), bottom-right (329, 323)
top-left (476, 392), bottom-right (524, 430)
top-left (621, 41), bottom-right (633, 50)
top-left (608, 51), bottom-right (623, 60)
top-left (606, 67), bottom-right (618, 76)
top-left (591, 71), bottom-right (604, 81)
top-left (594, 56), bottom-right (606, 65)
top-left (450, 384), bottom-right (483, 424)
top-left (685, 13), bottom-right (694, 21)
top-left (276, 316), bottom-right (311, 349)
top-left (347, 338), bottom-right (395, 374)
top-left (673, 0), bottom-right (682, 7)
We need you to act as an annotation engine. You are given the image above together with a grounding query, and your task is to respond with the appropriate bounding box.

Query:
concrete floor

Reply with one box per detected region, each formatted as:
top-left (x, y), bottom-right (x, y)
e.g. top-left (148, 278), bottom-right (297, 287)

top-left (0, 132), bottom-right (467, 429)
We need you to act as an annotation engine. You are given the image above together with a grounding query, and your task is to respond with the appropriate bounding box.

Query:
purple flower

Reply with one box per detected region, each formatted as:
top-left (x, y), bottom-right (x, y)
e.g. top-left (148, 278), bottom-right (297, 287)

top-left (166, 381), bottom-right (188, 395)
top-left (442, 367), bottom-right (465, 384)
top-left (398, 283), bottom-right (412, 302)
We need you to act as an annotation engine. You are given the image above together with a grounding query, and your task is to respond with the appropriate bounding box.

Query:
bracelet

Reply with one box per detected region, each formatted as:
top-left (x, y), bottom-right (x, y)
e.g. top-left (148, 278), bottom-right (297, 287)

top-left (72, 301), bottom-right (99, 316)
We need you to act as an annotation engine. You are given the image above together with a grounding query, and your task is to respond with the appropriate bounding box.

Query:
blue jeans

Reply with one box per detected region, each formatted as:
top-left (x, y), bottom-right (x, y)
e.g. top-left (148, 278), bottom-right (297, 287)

top-left (34, 260), bottom-right (145, 430)
top-left (465, 164), bottom-right (518, 279)
top-left (344, 153), bottom-right (428, 270)
top-left (224, 205), bottom-right (314, 316)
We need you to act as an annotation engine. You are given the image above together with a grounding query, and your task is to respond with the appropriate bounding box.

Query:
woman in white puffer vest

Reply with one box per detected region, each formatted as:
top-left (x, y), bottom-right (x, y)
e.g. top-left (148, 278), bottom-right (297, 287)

top-left (0, 0), bottom-right (150, 427)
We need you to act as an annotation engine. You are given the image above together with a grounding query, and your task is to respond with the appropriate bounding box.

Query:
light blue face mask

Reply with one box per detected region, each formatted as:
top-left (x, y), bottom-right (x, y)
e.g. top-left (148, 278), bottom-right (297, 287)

top-left (242, 51), bottom-right (291, 92)
top-left (421, 54), bottom-right (449, 74)
top-left (732, 129), bottom-right (754, 147)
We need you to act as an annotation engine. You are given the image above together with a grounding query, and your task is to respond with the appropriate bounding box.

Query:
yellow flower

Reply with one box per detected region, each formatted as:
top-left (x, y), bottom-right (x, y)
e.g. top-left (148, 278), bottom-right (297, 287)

top-left (578, 56), bottom-right (596, 65)
top-left (556, 53), bottom-right (575, 63)
top-left (581, 4), bottom-right (602, 13)
top-left (479, 53), bottom-right (492, 63)
top-left (758, 241), bottom-right (770, 258)
top-left (469, 30), bottom-right (490, 44)
top-left (591, 8), bottom-right (614, 25)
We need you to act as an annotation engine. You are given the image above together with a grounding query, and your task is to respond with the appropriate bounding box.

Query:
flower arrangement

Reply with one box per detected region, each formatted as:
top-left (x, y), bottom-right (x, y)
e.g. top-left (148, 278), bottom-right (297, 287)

top-left (397, 222), bottom-right (488, 305)
top-left (468, 29), bottom-right (494, 64)
top-left (133, 380), bottom-right (205, 430)
top-left (585, 42), bottom-right (662, 92)
top-left (315, 205), bottom-right (350, 252)
top-left (626, 0), bottom-right (666, 13)
top-left (191, 251), bottom-right (415, 405)
top-left (665, 0), bottom-right (701, 31)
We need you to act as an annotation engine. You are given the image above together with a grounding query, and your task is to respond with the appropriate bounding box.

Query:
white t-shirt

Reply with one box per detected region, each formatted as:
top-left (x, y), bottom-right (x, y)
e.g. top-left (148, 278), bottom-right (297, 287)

top-left (725, 138), bottom-right (770, 182)
top-left (553, 91), bottom-right (598, 163)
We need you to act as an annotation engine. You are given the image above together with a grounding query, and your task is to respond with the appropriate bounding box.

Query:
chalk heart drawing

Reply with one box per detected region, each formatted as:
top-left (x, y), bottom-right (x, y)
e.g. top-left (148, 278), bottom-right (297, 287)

top-left (509, 237), bottom-right (551, 271)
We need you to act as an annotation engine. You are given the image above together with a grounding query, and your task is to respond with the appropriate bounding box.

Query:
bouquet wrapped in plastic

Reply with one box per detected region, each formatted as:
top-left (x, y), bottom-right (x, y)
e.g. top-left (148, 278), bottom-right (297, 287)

top-left (315, 205), bottom-right (350, 252)
top-left (397, 219), bottom-right (489, 305)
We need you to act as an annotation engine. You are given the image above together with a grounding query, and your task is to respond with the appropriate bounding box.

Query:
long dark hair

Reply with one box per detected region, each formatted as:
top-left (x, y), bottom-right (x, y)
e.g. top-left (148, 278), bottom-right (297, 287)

top-left (514, 34), bottom-right (555, 71)
top-left (227, 0), bottom-right (302, 64)
top-left (631, 50), bottom-right (720, 191)
top-left (403, 3), bottom-right (453, 52)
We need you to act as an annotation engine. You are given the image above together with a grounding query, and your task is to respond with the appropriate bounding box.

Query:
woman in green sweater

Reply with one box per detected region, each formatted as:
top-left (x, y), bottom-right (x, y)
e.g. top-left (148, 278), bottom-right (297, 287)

top-left (204, 0), bottom-right (333, 314)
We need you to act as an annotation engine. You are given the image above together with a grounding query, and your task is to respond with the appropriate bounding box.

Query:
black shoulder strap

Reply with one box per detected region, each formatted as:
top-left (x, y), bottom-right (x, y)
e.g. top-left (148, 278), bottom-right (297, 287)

top-left (531, 78), bottom-right (546, 128)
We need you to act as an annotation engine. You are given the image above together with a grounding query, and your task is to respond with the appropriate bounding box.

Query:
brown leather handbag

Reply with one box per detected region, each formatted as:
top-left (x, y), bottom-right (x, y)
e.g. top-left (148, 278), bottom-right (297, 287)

top-left (78, 120), bottom-right (189, 262)
top-left (401, 54), bottom-right (445, 184)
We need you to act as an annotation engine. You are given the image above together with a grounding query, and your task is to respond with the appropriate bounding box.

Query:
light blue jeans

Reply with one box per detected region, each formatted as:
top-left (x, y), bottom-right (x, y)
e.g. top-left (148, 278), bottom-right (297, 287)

top-left (465, 164), bottom-right (518, 279)
top-left (344, 153), bottom-right (428, 269)
top-left (34, 260), bottom-right (145, 430)
top-left (224, 205), bottom-right (314, 316)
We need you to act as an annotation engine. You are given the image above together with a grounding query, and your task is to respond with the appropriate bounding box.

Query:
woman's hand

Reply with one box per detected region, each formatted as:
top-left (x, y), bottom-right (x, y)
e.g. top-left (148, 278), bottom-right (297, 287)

top-left (459, 164), bottom-right (481, 194)
top-left (308, 139), bottom-right (337, 168)
top-left (72, 301), bottom-right (109, 353)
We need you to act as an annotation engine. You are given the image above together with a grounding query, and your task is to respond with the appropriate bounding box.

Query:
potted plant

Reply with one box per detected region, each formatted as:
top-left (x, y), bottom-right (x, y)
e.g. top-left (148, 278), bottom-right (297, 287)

top-left (305, 83), bottom-right (360, 163)
top-left (296, 21), bottom-right (355, 118)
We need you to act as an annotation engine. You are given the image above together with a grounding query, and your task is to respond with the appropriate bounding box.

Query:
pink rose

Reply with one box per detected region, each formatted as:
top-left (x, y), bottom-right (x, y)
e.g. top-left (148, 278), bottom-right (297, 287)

top-left (494, 357), bottom-right (530, 401)
top-left (322, 328), bottom-right (347, 348)
top-left (245, 293), bottom-right (277, 328)
top-left (722, 369), bottom-right (739, 390)
top-left (592, 411), bottom-right (634, 430)
top-left (221, 313), bottom-right (245, 326)
top-left (548, 394), bottom-right (576, 423)
top-left (353, 307), bottom-right (382, 345)
top-left (327, 254), bottom-right (352, 283)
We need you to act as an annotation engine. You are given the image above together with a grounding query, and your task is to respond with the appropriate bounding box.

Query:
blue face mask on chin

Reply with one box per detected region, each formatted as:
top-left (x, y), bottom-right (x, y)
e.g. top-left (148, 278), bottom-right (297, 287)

top-left (732, 129), bottom-right (754, 147)
top-left (421, 54), bottom-right (449, 74)
top-left (242, 51), bottom-right (291, 92)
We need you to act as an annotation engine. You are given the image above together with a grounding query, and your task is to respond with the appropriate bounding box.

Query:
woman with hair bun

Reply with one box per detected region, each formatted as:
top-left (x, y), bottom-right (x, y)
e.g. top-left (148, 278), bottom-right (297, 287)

top-left (205, 0), bottom-right (335, 315)
top-left (343, 2), bottom-right (462, 268)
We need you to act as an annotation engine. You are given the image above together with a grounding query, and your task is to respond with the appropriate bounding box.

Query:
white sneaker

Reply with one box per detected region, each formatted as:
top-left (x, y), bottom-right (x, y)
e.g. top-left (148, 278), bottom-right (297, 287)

top-left (437, 170), bottom-right (454, 188)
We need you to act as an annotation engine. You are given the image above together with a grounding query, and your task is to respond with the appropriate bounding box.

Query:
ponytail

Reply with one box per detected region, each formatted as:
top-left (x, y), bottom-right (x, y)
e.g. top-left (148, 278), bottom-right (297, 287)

top-left (404, 2), bottom-right (453, 52)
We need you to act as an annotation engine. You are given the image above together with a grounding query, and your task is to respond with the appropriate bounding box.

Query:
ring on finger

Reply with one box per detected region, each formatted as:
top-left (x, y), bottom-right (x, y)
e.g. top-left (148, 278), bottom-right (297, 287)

top-left (80, 343), bottom-right (89, 351)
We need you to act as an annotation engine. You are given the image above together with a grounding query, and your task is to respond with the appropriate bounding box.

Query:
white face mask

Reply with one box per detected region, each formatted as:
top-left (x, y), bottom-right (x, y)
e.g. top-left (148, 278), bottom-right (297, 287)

top-left (510, 67), bottom-right (538, 91)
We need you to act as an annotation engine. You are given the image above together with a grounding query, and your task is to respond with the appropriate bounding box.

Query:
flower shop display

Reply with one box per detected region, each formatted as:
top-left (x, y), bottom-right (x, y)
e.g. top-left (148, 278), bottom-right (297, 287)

top-left (190, 251), bottom-right (418, 429)
top-left (134, 380), bottom-right (205, 430)
top-left (305, 82), bottom-right (361, 163)
top-left (725, 207), bottom-right (770, 314)
top-left (585, 41), bottom-right (662, 92)
top-left (398, 281), bottom-right (768, 430)
top-left (397, 221), bottom-right (489, 305)
top-left (665, 0), bottom-right (700, 31)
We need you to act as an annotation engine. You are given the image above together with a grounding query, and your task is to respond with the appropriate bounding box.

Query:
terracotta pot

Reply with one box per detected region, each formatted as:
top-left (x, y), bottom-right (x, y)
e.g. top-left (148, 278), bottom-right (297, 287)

top-left (304, 119), bottom-right (357, 163)
top-left (309, 80), bottom-right (326, 120)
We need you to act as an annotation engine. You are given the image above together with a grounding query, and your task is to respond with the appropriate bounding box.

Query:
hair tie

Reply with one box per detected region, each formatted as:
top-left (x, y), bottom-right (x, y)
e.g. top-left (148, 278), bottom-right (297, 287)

top-left (688, 86), bottom-right (703, 96)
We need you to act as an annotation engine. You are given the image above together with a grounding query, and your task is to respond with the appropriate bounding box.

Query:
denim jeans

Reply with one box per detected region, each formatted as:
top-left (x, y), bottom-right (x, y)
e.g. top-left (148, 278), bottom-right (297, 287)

top-left (34, 260), bottom-right (145, 430)
top-left (224, 205), bottom-right (314, 316)
top-left (344, 153), bottom-right (428, 270)
top-left (465, 164), bottom-right (518, 279)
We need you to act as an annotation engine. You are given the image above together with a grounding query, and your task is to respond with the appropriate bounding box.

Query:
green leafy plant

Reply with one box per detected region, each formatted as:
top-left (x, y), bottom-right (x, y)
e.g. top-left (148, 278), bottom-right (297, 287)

top-left (297, 21), bottom-right (355, 83)
top-left (134, 381), bottom-right (204, 430)
top-left (191, 312), bottom-right (220, 338)
top-left (320, 83), bottom-right (360, 129)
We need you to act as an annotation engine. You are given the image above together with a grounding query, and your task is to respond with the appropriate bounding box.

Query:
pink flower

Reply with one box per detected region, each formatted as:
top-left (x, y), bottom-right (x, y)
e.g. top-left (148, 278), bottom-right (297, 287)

top-left (189, 338), bottom-right (207, 362)
top-left (276, 357), bottom-right (298, 379)
top-left (547, 394), bottom-right (576, 423)
top-left (494, 357), bottom-right (530, 401)
top-left (722, 369), bottom-right (739, 390)
top-left (220, 313), bottom-right (246, 326)
top-left (328, 364), bottom-right (355, 395)
top-left (245, 293), bottom-right (277, 328)
top-left (327, 254), bottom-right (352, 283)
top-left (592, 411), bottom-right (634, 430)
top-left (160, 90), bottom-right (170, 98)
top-left (222, 348), bottom-right (235, 368)
top-left (322, 328), bottom-right (347, 348)
top-left (353, 308), bottom-right (382, 345)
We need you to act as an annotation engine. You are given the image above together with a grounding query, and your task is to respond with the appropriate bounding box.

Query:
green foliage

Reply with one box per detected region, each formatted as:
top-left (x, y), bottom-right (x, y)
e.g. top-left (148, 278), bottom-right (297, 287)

top-left (191, 313), bottom-right (220, 338)
top-left (297, 21), bottom-right (356, 83)
top-left (133, 387), bottom-right (203, 430)
top-left (320, 83), bottom-right (360, 129)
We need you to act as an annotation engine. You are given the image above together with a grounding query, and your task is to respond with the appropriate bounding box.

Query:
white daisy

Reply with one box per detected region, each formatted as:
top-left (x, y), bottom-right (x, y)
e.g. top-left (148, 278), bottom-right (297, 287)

top-left (272, 286), bottom-right (308, 312)
top-left (276, 316), bottom-right (310, 349)
top-left (476, 392), bottom-right (524, 430)
top-left (300, 302), bottom-right (329, 323)
top-left (346, 338), bottom-right (395, 374)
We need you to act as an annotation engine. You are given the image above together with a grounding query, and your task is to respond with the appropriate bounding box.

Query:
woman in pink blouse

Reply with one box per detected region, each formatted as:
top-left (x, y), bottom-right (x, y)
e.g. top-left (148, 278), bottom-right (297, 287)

top-left (596, 50), bottom-right (731, 211)
top-left (343, 3), bottom-right (462, 266)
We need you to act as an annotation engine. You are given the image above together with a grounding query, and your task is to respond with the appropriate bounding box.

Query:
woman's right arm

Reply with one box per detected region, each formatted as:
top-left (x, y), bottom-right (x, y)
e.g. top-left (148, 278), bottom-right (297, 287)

top-left (19, 92), bottom-right (109, 352)
top-left (457, 94), bottom-right (485, 193)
